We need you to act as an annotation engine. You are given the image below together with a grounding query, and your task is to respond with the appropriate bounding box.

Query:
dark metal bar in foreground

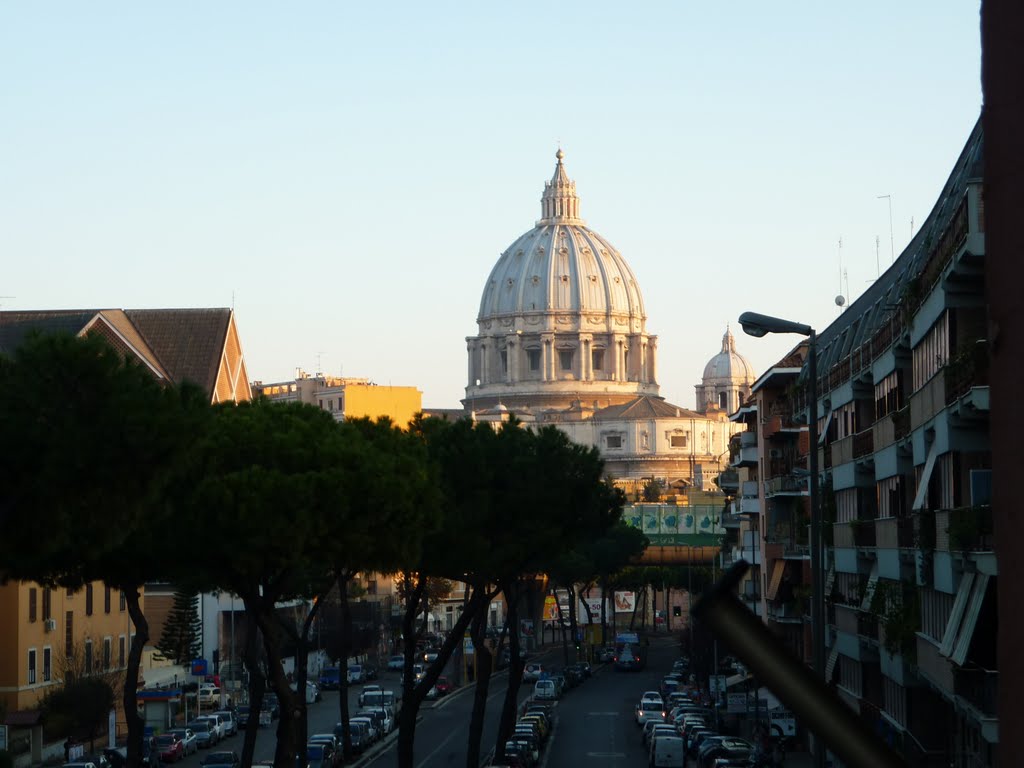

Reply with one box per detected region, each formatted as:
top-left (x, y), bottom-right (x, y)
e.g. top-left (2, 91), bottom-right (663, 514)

top-left (691, 560), bottom-right (904, 768)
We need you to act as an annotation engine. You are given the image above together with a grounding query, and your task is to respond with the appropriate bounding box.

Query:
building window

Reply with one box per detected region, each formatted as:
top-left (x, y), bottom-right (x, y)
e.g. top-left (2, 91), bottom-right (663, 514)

top-left (718, 392), bottom-right (727, 409)
top-left (43, 588), bottom-right (51, 621)
top-left (119, 591), bottom-right (126, 611)
top-left (559, 349), bottom-right (574, 372)
top-left (874, 370), bottom-right (904, 420)
top-left (920, 588), bottom-right (955, 642)
top-left (836, 489), bottom-right (858, 523)
top-left (527, 348), bottom-right (541, 372)
top-left (104, 586), bottom-right (111, 614)
top-left (670, 434), bottom-right (687, 448)
top-left (838, 655), bottom-right (862, 696)
top-left (103, 638), bottom-right (112, 672)
top-left (43, 647), bottom-right (51, 682)
top-left (877, 476), bottom-right (907, 518)
top-left (367, 580), bottom-right (378, 596)
top-left (835, 402), bottom-right (857, 439)
top-left (500, 350), bottom-right (508, 373)
top-left (66, 587), bottom-right (74, 598)
top-left (29, 588), bottom-right (37, 623)
top-left (592, 349), bottom-right (604, 371)
top-left (605, 435), bottom-right (622, 449)
top-left (118, 636), bottom-right (126, 668)
top-left (84, 640), bottom-right (93, 675)
top-left (65, 611), bottom-right (74, 659)
top-left (911, 312), bottom-right (950, 392)
top-left (28, 649), bottom-right (37, 685)
top-left (85, 584), bottom-right (93, 616)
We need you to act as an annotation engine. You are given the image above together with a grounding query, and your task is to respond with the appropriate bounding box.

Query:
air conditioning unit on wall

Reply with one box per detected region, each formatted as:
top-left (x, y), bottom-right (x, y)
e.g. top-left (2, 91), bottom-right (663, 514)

top-left (44, 618), bottom-right (57, 632)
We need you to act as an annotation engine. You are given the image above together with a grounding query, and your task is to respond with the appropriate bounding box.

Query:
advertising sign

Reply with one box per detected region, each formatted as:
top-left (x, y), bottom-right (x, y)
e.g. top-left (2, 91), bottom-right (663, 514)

top-left (519, 619), bottom-right (534, 638)
top-left (191, 659), bottom-right (208, 676)
top-left (543, 595), bottom-right (559, 621)
top-left (577, 597), bottom-right (610, 624)
top-left (709, 674), bottom-right (727, 694)
top-left (613, 591), bottom-right (635, 613)
top-left (727, 692), bottom-right (748, 714)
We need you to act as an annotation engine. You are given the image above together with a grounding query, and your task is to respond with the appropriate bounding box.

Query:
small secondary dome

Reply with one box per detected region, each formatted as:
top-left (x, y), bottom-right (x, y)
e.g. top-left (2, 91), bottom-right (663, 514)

top-left (696, 326), bottom-right (755, 414)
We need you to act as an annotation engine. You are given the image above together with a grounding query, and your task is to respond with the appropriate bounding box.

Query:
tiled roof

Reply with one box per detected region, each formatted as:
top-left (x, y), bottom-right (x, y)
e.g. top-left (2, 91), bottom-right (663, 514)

top-left (593, 395), bottom-right (702, 421)
top-left (125, 309), bottom-right (231, 395)
top-left (0, 308), bottom-right (233, 399)
top-left (4, 709), bottom-right (43, 727)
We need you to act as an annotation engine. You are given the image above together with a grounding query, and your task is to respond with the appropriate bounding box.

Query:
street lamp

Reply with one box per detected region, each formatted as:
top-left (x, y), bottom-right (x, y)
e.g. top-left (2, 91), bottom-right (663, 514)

top-left (738, 311), bottom-right (824, 768)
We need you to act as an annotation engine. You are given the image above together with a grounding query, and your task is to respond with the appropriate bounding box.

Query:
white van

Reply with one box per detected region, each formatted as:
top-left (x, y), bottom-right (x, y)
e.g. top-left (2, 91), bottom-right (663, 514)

top-left (651, 734), bottom-right (684, 767)
top-left (533, 679), bottom-right (557, 700)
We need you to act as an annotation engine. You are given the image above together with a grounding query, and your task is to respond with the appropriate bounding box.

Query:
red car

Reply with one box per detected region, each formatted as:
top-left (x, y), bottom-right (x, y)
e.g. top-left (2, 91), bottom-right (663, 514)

top-left (155, 734), bottom-right (184, 763)
top-left (434, 676), bottom-right (454, 696)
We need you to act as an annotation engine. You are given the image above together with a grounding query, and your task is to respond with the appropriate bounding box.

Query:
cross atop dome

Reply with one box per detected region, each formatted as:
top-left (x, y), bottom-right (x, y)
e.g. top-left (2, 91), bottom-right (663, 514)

top-left (539, 148), bottom-right (584, 225)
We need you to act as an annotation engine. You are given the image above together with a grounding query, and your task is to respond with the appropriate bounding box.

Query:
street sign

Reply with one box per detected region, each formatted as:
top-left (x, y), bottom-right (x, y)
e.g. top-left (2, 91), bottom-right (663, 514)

top-left (191, 658), bottom-right (207, 676)
top-left (463, 637), bottom-right (474, 654)
top-left (709, 674), bottom-right (727, 694)
top-left (727, 692), bottom-right (748, 714)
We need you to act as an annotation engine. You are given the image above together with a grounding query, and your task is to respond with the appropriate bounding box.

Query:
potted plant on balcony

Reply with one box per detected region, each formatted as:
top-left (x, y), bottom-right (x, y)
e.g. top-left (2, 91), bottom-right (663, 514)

top-left (870, 581), bottom-right (919, 661)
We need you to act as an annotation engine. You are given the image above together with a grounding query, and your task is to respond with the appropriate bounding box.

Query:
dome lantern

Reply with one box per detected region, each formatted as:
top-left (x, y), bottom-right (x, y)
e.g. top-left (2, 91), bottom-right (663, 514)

top-left (538, 148), bottom-right (584, 225)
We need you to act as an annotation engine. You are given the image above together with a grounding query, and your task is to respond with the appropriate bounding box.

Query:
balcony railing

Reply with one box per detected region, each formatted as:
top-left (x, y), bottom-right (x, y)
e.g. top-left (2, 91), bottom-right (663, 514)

top-left (946, 505), bottom-right (994, 552)
top-left (852, 521), bottom-right (877, 548)
top-left (945, 342), bottom-right (990, 405)
top-left (852, 428), bottom-right (874, 459)
top-left (955, 668), bottom-right (998, 716)
top-left (765, 475), bottom-right (806, 496)
top-left (857, 611), bottom-right (879, 641)
top-left (892, 406), bottom-right (910, 440)
top-left (875, 516), bottom-right (915, 548)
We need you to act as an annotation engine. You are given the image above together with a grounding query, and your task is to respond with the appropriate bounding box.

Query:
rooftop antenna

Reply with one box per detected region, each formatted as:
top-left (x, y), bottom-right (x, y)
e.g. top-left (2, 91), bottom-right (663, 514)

top-left (835, 238), bottom-right (846, 312)
top-left (910, 216), bottom-right (915, 238)
top-left (875, 235), bottom-right (881, 278)
top-left (315, 352), bottom-right (323, 376)
top-left (878, 194), bottom-right (895, 263)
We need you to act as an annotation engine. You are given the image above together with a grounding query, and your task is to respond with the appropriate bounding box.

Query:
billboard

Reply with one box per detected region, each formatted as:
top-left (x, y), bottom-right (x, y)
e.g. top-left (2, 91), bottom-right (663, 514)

top-left (577, 597), bottom-right (611, 624)
top-left (613, 591), bottom-right (636, 613)
top-left (543, 595), bottom-right (559, 621)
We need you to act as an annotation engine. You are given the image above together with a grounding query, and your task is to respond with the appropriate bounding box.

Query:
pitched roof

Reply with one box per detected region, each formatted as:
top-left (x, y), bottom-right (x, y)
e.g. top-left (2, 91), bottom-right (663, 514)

top-left (592, 395), bottom-right (702, 421)
top-left (0, 308), bottom-right (234, 399)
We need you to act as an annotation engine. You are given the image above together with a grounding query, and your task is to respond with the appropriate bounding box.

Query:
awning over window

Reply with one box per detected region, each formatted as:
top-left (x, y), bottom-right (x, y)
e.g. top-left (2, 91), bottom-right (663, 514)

top-left (911, 440), bottom-right (941, 511)
top-left (766, 561), bottom-right (786, 601)
top-left (818, 410), bottom-right (834, 445)
top-left (939, 572), bottom-right (975, 657)
top-left (951, 574), bottom-right (990, 666)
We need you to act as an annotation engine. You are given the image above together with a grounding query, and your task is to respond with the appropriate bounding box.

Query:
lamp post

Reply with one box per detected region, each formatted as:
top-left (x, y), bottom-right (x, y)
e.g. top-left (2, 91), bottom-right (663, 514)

top-left (738, 311), bottom-right (823, 768)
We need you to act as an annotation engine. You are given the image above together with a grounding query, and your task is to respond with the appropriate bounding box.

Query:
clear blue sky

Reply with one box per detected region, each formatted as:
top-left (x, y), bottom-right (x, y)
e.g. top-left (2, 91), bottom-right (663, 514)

top-left (1, 2), bottom-right (982, 408)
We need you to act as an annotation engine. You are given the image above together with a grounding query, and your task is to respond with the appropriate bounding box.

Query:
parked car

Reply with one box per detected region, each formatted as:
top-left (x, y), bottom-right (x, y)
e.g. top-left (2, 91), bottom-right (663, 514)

top-left (358, 684), bottom-right (382, 707)
top-left (362, 664), bottom-right (379, 680)
top-left (200, 714), bottom-right (225, 742)
top-left (197, 685), bottom-right (221, 707)
top-left (522, 663), bottom-right (544, 682)
top-left (387, 655), bottom-right (404, 671)
top-left (213, 710), bottom-right (237, 737)
top-left (154, 734), bottom-right (184, 763)
top-left (533, 679), bottom-right (557, 700)
top-left (334, 721), bottom-right (369, 753)
top-left (434, 676), bottom-right (454, 695)
top-left (199, 751), bottom-right (239, 768)
top-left (359, 706), bottom-right (393, 736)
top-left (188, 718), bottom-right (218, 748)
top-left (598, 646), bottom-right (616, 662)
top-left (304, 744), bottom-right (336, 768)
top-left (349, 715), bottom-right (378, 744)
top-left (347, 664), bottom-right (364, 684)
top-left (166, 729), bottom-right (197, 755)
top-left (235, 706), bottom-right (251, 729)
top-left (318, 667), bottom-right (341, 690)
top-left (77, 755), bottom-right (109, 768)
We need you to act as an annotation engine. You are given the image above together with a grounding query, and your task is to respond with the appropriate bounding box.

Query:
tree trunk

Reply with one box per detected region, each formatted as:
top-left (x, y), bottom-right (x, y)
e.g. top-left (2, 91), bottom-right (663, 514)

top-left (554, 587), bottom-right (570, 666)
top-left (494, 582), bottom-right (526, 763)
top-left (567, 583), bottom-right (579, 662)
top-left (239, 615), bottom-right (265, 768)
top-left (464, 600), bottom-right (493, 768)
top-left (336, 574), bottom-right (354, 760)
top-left (123, 586), bottom-right (147, 768)
top-left (253, 600), bottom-right (299, 768)
top-left (397, 576), bottom-right (485, 768)
top-left (283, 595), bottom-right (322, 768)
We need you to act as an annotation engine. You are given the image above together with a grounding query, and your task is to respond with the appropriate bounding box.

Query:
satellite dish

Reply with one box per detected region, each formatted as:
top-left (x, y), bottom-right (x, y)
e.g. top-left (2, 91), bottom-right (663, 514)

top-left (835, 295), bottom-right (846, 307)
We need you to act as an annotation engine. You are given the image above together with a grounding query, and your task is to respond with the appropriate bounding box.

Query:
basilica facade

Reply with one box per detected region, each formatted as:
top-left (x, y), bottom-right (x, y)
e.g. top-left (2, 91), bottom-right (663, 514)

top-left (464, 150), bottom-right (755, 487)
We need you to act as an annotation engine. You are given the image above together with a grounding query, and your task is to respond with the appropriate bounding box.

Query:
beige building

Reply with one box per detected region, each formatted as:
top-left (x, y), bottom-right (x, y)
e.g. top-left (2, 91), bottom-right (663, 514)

top-left (254, 371), bottom-right (422, 429)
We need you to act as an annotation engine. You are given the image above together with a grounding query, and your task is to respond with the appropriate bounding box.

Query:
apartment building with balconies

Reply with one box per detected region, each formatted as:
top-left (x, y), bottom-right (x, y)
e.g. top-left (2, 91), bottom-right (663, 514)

top-left (809, 118), bottom-right (993, 767)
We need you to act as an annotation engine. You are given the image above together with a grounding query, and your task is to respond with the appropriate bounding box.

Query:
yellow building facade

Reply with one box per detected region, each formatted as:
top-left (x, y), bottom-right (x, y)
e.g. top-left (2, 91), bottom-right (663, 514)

top-left (0, 581), bottom-right (140, 713)
top-left (253, 372), bottom-right (422, 429)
